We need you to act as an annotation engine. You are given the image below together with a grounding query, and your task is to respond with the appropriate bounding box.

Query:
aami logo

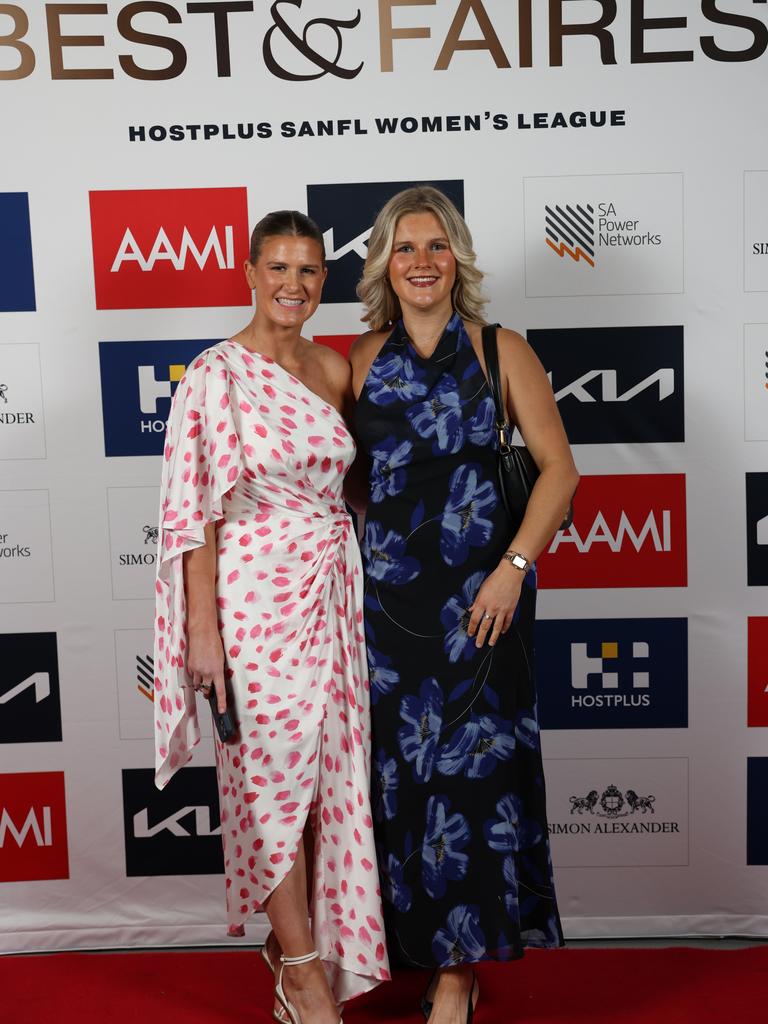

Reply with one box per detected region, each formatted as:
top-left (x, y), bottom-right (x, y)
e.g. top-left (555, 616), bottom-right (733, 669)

top-left (0, 632), bottom-right (61, 744)
top-left (99, 339), bottom-right (214, 457)
top-left (545, 202), bottom-right (595, 267)
top-left (122, 767), bottom-right (223, 876)
top-left (748, 618), bottom-right (768, 727)
top-left (747, 757), bottom-right (768, 865)
top-left (537, 474), bottom-right (687, 589)
top-left (89, 188), bottom-right (251, 310)
top-left (536, 618), bottom-right (688, 729)
top-left (314, 335), bottom-right (358, 358)
top-left (528, 326), bottom-right (684, 444)
top-left (307, 180), bottom-right (464, 303)
top-left (0, 771), bottom-right (69, 882)
top-left (0, 193), bottom-right (36, 312)
top-left (746, 473), bottom-right (768, 586)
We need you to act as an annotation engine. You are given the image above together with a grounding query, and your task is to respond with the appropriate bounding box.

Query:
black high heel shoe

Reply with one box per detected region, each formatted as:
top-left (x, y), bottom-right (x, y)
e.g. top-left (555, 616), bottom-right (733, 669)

top-left (420, 970), bottom-right (478, 1023)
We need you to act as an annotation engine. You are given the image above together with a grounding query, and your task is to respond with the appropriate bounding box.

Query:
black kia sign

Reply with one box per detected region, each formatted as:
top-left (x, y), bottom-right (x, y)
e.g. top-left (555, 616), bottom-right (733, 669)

top-left (0, 632), bottom-right (62, 744)
top-left (528, 325), bottom-right (685, 444)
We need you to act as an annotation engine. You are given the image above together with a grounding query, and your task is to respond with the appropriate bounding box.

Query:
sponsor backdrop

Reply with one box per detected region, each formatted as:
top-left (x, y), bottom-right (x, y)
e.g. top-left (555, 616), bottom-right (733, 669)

top-left (1, 1), bottom-right (766, 952)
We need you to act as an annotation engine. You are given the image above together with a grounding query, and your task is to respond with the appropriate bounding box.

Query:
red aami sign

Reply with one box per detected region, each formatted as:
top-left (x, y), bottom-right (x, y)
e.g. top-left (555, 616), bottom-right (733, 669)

top-left (89, 187), bottom-right (251, 310)
top-left (0, 771), bottom-right (69, 882)
top-left (748, 618), bottom-right (768, 727)
top-left (314, 334), bottom-right (357, 358)
top-left (537, 474), bottom-right (687, 589)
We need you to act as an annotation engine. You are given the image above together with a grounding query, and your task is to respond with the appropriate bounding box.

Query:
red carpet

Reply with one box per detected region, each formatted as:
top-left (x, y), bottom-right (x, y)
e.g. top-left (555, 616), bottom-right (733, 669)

top-left (1, 946), bottom-right (766, 1024)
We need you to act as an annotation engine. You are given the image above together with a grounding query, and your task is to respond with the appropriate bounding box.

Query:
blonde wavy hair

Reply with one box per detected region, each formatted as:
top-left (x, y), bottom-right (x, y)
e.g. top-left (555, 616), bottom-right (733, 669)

top-left (357, 186), bottom-right (488, 330)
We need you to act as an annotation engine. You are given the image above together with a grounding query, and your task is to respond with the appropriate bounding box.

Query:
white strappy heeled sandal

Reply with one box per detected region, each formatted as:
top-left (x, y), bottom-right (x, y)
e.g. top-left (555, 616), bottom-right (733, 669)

top-left (259, 932), bottom-right (289, 1024)
top-left (275, 951), bottom-right (343, 1024)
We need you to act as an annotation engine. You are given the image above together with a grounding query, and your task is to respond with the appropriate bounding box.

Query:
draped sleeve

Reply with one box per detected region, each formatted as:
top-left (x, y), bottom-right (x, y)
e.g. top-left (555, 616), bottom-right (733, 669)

top-left (153, 346), bottom-right (244, 789)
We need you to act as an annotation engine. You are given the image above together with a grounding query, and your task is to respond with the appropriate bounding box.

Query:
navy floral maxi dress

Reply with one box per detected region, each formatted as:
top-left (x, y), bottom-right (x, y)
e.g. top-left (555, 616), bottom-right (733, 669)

top-left (355, 313), bottom-right (564, 968)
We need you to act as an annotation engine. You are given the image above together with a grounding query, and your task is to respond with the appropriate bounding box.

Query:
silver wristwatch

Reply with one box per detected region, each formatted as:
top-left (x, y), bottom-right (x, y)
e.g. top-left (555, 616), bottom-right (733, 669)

top-left (503, 550), bottom-right (530, 572)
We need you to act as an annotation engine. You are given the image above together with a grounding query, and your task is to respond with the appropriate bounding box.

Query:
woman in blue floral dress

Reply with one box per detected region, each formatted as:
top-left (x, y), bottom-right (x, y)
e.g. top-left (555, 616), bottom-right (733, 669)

top-left (350, 188), bottom-right (579, 1024)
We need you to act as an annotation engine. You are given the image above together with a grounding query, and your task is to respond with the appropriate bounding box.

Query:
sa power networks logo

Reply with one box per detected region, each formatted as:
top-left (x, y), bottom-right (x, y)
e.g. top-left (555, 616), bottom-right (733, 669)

top-left (537, 474), bottom-right (687, 589)
top-left (307, 180), bottom-right (464, 303)
top-left (545, 757), bottom-right (689, 868)
top-left (528, 326), bottom-right (684, 444)
top-left (0, 489), bottom-right (54, 604)
top-left (748, 758), bottom-right (768, 865)
top-left (745, 171), bottom-right (768, 292)
top-left (89, 188), bottom-right (250, 309)
top-left (0, 193), bottom-right (36, 312)
top-left (122, 767), bottom-right (223, 876)
top-left (0, 633), bottom-right (61, 744)
top-left (0, 771), bottom-right (69, 882)
top-left (536, 619), bottom-right (688, 730)
top-left (98, 339), bottom-right (214, 456)
top-left (748, 618), bottom-right (768, 727)
top-left (746, 473), bottom-right (768, 586)
top-left (0, 343), bottom-right (46, 460)
top-left (107, 486), bottom-right (160, 600)
top-left (114, 629), bottom-right (214, 741)
top-left (525, 173), bottom-right (683, 297)
top-left (744, 325), bottom-right (768, 441)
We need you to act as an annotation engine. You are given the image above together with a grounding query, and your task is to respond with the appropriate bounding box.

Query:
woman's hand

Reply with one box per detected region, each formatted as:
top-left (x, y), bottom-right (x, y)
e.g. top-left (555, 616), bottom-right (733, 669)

top-left (187, 628), bottom-right (227, 713)
top-left (468, 562), bottom-right (526, 649)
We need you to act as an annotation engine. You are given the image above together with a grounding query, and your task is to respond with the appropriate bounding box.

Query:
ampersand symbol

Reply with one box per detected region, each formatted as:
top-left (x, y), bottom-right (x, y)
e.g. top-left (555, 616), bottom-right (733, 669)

top-left (264, 0), bottom-right (363, 82)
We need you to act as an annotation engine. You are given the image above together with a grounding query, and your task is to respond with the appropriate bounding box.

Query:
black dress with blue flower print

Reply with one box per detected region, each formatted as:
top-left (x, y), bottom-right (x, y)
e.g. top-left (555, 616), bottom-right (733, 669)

top-left (355, 314), bottom-right (564, 968)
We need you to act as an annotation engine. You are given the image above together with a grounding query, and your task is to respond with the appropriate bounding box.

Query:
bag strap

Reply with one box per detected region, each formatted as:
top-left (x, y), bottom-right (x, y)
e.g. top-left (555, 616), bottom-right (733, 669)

top-left (481, 323), bottom-right (511, 447)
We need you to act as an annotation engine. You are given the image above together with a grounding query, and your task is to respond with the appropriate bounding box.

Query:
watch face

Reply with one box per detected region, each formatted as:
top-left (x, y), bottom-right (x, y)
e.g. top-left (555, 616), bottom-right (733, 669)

top-left (512, 554), bottom-right (527, 569)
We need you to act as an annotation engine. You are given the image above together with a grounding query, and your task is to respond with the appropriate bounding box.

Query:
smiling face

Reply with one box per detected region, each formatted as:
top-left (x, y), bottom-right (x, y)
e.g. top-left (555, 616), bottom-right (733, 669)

top-left (245, 235), bottom-right (327, 328)
top-left (387, 211), bottom-right (457, 316)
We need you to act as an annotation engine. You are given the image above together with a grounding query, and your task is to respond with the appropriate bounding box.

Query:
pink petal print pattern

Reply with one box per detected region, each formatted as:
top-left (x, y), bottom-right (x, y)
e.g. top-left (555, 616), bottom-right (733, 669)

top-left (153, 341), bottom-right (389, 1002)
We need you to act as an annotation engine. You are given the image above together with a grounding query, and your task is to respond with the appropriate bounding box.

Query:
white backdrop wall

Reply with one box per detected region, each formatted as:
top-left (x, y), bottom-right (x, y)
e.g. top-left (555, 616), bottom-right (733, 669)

top-left (1, 1), bottom-right (767, 952)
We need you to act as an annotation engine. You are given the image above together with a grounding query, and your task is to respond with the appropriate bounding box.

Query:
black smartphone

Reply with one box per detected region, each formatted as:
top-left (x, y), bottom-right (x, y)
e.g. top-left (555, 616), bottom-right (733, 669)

top-left (208, 686), bottom-right (235, 742)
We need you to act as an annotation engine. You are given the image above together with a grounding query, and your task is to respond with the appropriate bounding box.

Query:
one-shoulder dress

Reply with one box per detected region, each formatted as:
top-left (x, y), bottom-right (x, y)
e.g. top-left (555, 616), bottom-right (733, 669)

top-left (153, 340), bottom-right (389, 1001)
top-left (355, 314), bottom-right (563, 968)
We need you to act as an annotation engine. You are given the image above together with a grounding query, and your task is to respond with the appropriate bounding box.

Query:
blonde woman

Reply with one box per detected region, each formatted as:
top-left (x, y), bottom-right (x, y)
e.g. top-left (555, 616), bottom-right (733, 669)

top-left (350, 188), bottom-right (577, 1024)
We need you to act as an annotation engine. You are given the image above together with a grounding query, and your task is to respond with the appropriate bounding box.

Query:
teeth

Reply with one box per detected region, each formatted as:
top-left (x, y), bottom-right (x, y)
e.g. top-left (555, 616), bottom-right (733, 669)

top-left (276, 298), bottom-right (303, 306)
top-left (410, 277), bottom-right (437, 284)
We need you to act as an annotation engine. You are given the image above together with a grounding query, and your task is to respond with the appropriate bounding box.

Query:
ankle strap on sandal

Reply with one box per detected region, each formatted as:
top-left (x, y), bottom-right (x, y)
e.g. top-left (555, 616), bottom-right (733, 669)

top-left (279, 951), bottom-right (319, 967)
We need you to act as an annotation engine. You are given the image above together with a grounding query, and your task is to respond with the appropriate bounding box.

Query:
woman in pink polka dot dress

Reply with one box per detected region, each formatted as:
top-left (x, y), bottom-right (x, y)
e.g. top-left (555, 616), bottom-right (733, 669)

top-left (153, 211), bottom-right (389, 1024)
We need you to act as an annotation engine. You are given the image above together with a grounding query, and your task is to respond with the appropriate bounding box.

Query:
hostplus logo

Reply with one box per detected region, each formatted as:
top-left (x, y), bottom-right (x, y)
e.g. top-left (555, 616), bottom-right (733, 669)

top-left (528, 326), bottom-right (684, 444)
top-left (0, 193), bottom-right (36, 312)
top-left (536, 618), bottom-right (687, 729)
top-left (89, 188), bottom-right (250, 309)
top-left (99, 340), bottom-right (213, 457)
top-left (307, 180), bottom-right (464, 303)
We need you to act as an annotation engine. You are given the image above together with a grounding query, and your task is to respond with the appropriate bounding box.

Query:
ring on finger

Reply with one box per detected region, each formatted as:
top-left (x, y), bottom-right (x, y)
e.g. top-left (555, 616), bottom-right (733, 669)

top-left (483, 612), bottom-right (493, 621)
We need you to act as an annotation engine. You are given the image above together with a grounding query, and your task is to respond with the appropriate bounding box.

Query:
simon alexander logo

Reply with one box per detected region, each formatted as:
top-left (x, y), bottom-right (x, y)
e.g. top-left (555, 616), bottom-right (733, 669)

top-left (307, 179), bottom-right (464, 303)
top-left (122, 767), bottom-right (223, 876)
top-left (89, 188), bottom-right (250, 309)
top-left (0, 193), bottom-right (36, 312)
top-left (536, 618), bottom-right (688, 730)
top-left (528, 325), bottom-right (684, 444)
top-left (537, 474), bottom-right (688, 589)
top-left (525, 173), bottom-right (683, 297)
top-left (0, 632), bottom-right (62, 744)
top-left (98, 339), bottom-right (214, 456)
top-left (0, 771), bottom-right (69, 882)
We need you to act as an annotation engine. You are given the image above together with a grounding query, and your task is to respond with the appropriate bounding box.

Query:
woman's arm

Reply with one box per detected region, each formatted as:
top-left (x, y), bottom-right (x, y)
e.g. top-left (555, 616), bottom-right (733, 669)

top-left (184, 523), bottom-right (226, 713)
top-left (468, 328), bottom-right (579, 649)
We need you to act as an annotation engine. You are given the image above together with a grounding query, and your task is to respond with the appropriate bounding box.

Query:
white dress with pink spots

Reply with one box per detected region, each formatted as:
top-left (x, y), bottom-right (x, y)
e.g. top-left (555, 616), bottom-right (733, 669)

top-left (153, 340), bottom-right (389, 1001)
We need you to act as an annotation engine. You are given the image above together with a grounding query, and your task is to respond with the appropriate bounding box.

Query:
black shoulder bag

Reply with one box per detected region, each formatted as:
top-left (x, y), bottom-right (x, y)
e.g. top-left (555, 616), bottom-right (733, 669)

top-left (481, 323), bottom-right (573, 534)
